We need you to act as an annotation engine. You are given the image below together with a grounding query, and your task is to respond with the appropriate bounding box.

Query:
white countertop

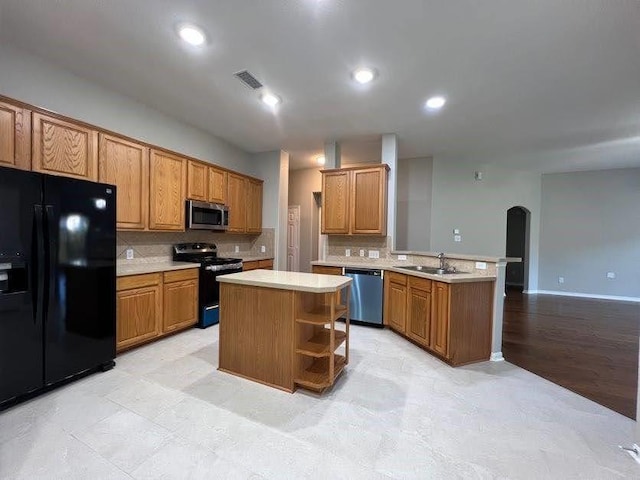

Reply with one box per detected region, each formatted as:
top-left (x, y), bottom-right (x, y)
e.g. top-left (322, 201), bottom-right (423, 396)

top-left (218, 269), bottom-right (352, 293)
top-left (117, 260), bottom-right (200, 277)
top-left (311, 260), bottom-right (495, 284)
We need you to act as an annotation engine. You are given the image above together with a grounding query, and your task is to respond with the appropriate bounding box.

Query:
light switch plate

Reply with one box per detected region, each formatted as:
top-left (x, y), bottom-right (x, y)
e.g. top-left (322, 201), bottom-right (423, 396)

top-left (454, 235), bottom-right (462, 242)
top-left (368, 250), bottom-right (379, 259)
top-left (558, 276), bottom-right (565, 284)
top-left (397, 254), bottom-right (407, 261)
top-left (126, 249), bottom-right (134, 260)
top-left (260, 245), bottom-right (266, 253)
top-left (475, 261), bottom-right (487, 270)
top-left (234, 245), bottom-right (239, 253)
top-left (607, 272), bottom-right (616, 279)
top-left (345, 249), bottom-right (351, 257)
top-left (453, 228), bottom-right (460, 235)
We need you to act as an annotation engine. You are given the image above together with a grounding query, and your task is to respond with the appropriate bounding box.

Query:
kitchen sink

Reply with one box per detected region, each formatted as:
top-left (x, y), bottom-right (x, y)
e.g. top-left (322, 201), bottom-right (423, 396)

top-left (394, 265), bottom-right (466, 275)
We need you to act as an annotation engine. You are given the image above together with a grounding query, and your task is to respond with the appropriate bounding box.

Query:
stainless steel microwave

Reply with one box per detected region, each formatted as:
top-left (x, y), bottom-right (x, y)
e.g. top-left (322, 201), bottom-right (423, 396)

top-left (186, 200), bottom-right (229, 231)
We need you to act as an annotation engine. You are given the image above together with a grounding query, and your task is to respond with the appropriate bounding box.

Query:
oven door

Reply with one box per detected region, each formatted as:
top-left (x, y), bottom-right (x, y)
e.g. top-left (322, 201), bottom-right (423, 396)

top-left (198, 263), bottom-right (243, 328)
top-left (186, 200), bottom-right (228, 231)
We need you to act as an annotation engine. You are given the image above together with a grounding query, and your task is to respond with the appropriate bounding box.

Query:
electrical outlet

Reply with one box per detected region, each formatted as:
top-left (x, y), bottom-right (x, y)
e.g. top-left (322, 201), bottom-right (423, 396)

top-left (345, 249), bottom-right (351, 257)
top-left (475, 261), bottom-right (487, 270)
top-left (126, 249), bottom-right (134, 260)
top-left (260, 245), bottom-right (266, 253)
top-left (397, 254), bottom-right (408, 261)
top-left (368, 250), bottom-right (379, 259)
top-left (234, 245), bottom-right (239, 253)
top-left (359, 249), bottom-right (365, 257)
top-left (558, 276), bottom-right (565, 284)
top-left (607, 272), bottom-right (616, 279)
top-left (454, 235), bottom-right (462, 242)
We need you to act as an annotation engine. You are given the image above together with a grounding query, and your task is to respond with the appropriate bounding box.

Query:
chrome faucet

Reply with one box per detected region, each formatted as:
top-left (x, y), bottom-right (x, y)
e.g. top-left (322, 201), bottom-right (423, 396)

top-left (437, 252), bottom-right (446, 270)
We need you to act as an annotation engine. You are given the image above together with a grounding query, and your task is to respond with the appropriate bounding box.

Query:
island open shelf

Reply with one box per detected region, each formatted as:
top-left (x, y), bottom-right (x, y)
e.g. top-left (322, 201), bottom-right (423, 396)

top-left (217, 270), bottom-right (351, 393)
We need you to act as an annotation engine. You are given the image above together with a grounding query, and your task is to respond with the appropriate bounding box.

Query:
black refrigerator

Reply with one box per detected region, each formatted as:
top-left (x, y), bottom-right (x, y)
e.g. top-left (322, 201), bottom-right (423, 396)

top-left (0, 166), bottom-right (116, 406)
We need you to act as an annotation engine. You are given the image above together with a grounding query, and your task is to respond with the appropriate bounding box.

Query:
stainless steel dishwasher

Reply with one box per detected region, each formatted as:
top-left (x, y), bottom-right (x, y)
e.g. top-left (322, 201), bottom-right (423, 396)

top-left (343, 268), bottom-right (384, 327)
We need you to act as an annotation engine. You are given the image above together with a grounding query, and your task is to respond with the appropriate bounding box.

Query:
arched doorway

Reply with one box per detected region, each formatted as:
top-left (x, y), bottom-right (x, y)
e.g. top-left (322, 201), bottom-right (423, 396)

top-left (505, 206), bottom-right (530, 291)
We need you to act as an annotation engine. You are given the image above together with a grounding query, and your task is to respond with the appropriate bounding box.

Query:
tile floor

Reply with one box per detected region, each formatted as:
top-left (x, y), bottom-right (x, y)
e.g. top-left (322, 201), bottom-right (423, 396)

top-left (0, 325), bottom-right (638, 479)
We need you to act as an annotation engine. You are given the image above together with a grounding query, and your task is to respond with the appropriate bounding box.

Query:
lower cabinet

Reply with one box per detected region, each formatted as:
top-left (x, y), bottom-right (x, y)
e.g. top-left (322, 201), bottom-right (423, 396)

top-left (311, 265), bottom-right (343, 276)
top-left (383, 271), bottom-right (494, 366)
top-left (243, 259), bottom-right (274, 271)
top-left (116, 268), bottom-right (199, 353)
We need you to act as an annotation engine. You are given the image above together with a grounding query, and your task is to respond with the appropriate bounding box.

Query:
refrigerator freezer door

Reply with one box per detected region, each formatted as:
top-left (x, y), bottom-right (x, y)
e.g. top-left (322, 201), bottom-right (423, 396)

top-left (43, 175), bottom-right (116, 385)
top-left (0, 167), bottom-right (44, 404)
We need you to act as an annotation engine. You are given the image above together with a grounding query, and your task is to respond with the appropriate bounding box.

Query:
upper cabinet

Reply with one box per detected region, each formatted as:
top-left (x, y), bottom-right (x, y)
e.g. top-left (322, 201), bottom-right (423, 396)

top-left (98, 133), bottom-right (149, 230)
top-left (246, 179), bottom-right (263, 233)
top-left (321, 164), bottom-right (389, 236)
top-left (227, 173), bottom-right (263, 234)
top-left (149, 149), bottom-right (187, 231)
top-left (187, 160), bottom-right (208, 201)
top-left (208, 166), bottom-right (227, 204)
top-left (0, 100), bottom-right (31, 171)
top-left (32, 113), bottom-right (98, 181)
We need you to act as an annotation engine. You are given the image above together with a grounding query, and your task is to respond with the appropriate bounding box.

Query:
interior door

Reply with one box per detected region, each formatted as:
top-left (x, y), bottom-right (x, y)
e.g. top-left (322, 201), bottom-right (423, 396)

top-left (0, 167), bottom-right (43, 404)
top-left (43, 175), bottom-right (116, 385)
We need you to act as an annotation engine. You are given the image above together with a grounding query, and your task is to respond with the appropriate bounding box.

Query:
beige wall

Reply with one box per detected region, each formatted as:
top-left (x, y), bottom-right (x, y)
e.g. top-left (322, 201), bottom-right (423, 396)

top-left (288, 168), bottom-right (322, 272)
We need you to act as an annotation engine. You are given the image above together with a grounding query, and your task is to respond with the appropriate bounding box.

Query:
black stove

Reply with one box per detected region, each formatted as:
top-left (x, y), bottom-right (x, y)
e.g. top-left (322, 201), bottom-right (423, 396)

top-left (172, 243), bottom-right (243, 328)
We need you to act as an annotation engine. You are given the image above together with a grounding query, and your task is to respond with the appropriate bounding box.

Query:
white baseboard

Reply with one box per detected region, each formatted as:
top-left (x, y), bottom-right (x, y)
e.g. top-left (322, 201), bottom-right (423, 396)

top-left (524, 290), bottom-right (640, 303)
top-left (490, 352), bottom-right (504, 362)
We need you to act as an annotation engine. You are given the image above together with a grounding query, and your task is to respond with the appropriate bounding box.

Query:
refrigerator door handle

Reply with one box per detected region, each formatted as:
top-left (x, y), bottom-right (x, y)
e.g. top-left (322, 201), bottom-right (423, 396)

top-left (44, 205), bottom-right (55, 322)
top-left (33, 205), bottom-right (45, 324)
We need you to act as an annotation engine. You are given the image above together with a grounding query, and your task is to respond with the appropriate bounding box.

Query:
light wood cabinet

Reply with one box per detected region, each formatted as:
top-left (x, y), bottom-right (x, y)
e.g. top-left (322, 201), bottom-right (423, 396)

top-left (312, 266), bottom-right (343, 276)
top-left (246, 179), bottom-right (263, 233)
top-left (116, 269), bottom-right (199, 353)
top-left (321, 165), bottom-right (389, 235)
top-left (227, 173), bottom-right (246, 233)
top-left (187, 160), bottom-right (208, 201)
top-left (32, 113), bottom-right (98, 180)
top-left (149, 149), bottom-right (187, 231)
top-left (407, 277), bottom-right (432, 347)
top-left (208, 167), bottom-right (227, 204)
top-left (383, 270), bottom-right (494, 366)
top-left (116, 273), bottom-right (162, 352)
top-left (98, 134), bottom-right (149, 230)
top-left (163, 269), bottom-right (198, 333)
top-left (258, 259), bottom-right (274, 270)
top-left (227, 173), bottom-right (263, 234)
top-left (321, 170), bottom-right (350, 234)
top-left (431, 282), bottom-right (450, 357)
top-left (243, 259), bottom-right (274, 271)
top-left (0, 100), bottom-right (31, 170)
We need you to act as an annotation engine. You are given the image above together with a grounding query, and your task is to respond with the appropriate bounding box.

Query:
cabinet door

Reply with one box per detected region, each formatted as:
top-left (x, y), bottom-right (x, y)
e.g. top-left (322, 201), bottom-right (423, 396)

top-left (243, 261), bottom-right (259, 271)
top-left (431, 282), bottom-right (450, 357)
top-left (116, 285), bottom-right (162, 352)
top-left (312, 266), bottom-right (343, 276)
top-left (351, 167), bottom-right (387, 235)
top-left (385, 279), bottom-right (407, 334)
top-left (208, 167), bottom-right (227, 204)
top-left (187, 160), bottom-right (208, 201)
top-left (98, 134), bottom-right (149, 230)
top-left (258, 259), bottom-right (274, 270)
top-left (246, 179), bottom-right (263, 233)
top-left (149, 149), bottom-right (187, 231)
top-left (321, 171), bottom-right (350, 234)
top-left (227, 173), bottom-right (246, 233)
top-left (163, 279), bottom-right (198, 333)
top-left (407, 282), bottom-right (432, 347)
top-left (0, 101), bottom-right (31, 170)
top-left (32, 113), bottom-right (98, 180)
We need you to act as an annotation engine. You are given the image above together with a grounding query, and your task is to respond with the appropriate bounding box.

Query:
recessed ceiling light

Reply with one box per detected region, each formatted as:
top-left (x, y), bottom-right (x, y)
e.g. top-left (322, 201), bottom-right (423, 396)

top-left (316, 155), bottom-right (326, 166)
top-left (177, 24), bottom-right (206, 46)
top-left (261, 92), bottom-right (281, 107)
top-left (352, 67), bottom-right (376, 84)
top-left (425, 96), bottom-right (447, 110)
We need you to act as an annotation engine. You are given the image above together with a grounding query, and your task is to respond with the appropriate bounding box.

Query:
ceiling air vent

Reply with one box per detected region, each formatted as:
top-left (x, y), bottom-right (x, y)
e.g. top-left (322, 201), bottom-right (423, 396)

top-left (234, 70), bottom-right (263, 90)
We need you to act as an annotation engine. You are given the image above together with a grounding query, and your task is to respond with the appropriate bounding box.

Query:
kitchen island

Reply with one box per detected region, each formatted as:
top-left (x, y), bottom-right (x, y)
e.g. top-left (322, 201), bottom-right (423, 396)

top-left (217, 270), bottom-right (352, 393)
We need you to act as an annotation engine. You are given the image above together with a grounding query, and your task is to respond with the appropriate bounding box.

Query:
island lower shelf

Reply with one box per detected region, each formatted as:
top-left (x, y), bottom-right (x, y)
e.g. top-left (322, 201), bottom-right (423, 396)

top-left (218, 270), bottom-right (352, 393)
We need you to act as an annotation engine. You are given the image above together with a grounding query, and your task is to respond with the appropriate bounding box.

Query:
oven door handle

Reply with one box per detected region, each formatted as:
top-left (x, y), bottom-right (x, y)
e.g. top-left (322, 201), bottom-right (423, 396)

top-left (204, 263), bottom-right (243, 272)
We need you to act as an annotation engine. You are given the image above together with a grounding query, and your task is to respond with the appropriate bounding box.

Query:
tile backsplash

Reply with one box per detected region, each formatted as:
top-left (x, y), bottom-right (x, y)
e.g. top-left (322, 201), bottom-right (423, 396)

top-left (117, 228), bottom-right (274, 260)
top-left (327, 236), bottom-right (392, 258)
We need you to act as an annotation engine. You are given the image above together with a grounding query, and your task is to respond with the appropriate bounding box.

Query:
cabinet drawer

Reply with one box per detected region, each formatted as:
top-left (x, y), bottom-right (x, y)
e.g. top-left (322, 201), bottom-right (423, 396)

top-left (386, 271), bottom-right (407, 286)
top-left (243, 260), bottom-right (259, 271)
top-left (164, 268), bottom-right (199, 283)
top-left (258, 259), bottom-right (274, 269)
top-left (312, 266), bottom-right (343, 276)
top-left (408, 275), bottom-right (431, 292)
top-left (117, 273), bottom-right (162, 291)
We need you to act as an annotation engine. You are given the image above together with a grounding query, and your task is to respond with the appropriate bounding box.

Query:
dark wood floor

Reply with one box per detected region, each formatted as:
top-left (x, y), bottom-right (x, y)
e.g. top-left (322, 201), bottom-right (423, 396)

top-left (503, 290), bottom-right (640, 419)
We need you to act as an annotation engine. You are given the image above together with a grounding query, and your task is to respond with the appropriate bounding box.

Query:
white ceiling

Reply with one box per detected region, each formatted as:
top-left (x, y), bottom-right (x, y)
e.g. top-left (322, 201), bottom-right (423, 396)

top-left (0, 0), bottom-right (639, 172)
